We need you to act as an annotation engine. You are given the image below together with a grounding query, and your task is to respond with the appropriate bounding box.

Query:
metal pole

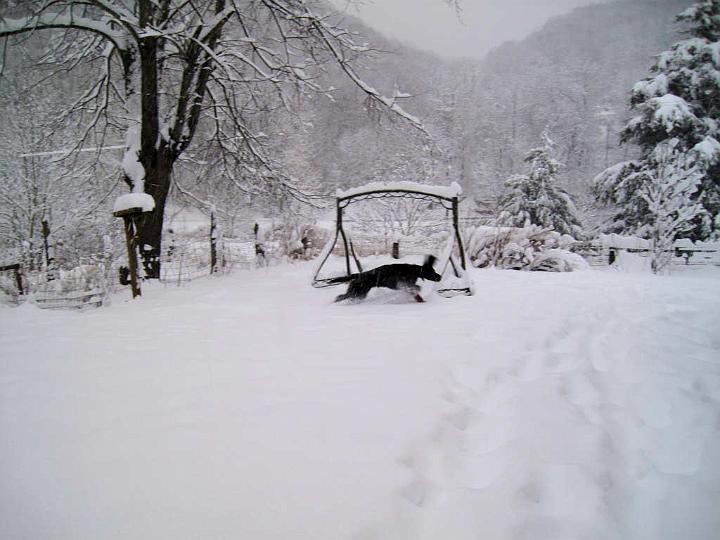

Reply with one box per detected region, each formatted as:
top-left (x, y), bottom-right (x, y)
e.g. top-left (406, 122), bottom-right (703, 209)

top-left (338, 200), bottom-right (351, 275)
top-left (452, 197), bottom-right (467, 270)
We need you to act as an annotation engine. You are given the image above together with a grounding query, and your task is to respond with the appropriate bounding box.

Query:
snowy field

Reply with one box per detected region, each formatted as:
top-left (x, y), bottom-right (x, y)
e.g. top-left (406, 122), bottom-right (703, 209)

top-left (1, 263), bottom-right (720, 540)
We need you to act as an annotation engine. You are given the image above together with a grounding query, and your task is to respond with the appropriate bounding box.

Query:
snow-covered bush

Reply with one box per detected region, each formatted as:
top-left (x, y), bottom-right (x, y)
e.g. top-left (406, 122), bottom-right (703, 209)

top-left (466, 225), bottom-right (587, 271)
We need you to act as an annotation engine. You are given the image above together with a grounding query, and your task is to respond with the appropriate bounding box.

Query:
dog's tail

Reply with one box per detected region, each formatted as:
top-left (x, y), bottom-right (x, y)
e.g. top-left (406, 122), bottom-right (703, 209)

top-left (326, 274), bottom-right (356, 285)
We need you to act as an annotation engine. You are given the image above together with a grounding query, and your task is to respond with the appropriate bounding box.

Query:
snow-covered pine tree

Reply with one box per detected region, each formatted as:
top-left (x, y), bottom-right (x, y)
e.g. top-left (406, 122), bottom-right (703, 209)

top-left (640, 139), bottom-right (706, 272)
top-left (594, 0), bottom-right (720, 239)
top-left (497, 131), bottom-right (584, 238)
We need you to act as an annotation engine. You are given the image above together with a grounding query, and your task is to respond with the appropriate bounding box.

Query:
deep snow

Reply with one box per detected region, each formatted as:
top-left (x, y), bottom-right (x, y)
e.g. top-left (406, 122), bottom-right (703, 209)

top-left (1, 264), bottom-right (719, 540)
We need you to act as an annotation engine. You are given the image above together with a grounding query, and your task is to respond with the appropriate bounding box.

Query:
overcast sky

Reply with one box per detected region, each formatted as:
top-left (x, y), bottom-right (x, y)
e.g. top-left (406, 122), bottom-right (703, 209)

top-left (330, 0), bottom-right (619, 59)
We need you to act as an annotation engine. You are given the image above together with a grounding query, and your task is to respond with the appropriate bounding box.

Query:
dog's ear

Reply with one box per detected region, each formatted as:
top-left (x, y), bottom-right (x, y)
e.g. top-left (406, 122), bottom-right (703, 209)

top-left (424, 255), bottom-right (437, 267)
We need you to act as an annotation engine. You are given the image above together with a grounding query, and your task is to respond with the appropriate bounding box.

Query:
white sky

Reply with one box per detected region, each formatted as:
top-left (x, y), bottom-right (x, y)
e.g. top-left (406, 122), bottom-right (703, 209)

top-left (330, 0), bottom-right (618, 59)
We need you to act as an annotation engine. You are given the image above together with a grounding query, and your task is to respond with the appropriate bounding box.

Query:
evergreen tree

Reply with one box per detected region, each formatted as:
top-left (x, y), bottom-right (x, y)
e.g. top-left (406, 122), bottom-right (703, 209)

top-left (497, 131), bottom-right (584, 238)
top-left (640, 139), bottom-right (706, 272)
top-left (595, 0), bottom-right (720, 239)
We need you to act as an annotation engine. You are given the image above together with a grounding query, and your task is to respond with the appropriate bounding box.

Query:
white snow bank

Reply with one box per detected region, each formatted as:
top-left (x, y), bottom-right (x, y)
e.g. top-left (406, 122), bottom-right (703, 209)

top-left (112, 193), bottom-right (155, 214)
top-left (1, 264), bottom-right (719, 540)
top-left (337, 181), bottom-right (462, 200)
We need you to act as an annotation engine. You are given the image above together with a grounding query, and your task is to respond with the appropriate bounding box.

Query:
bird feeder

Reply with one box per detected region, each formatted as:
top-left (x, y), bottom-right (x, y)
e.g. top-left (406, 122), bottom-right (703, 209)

top-left (113, 193), bottom-right (155, 298)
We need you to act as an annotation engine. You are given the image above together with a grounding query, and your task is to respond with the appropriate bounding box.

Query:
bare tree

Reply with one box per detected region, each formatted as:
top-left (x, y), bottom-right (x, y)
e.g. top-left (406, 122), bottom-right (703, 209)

top-left (0, 0), bottom-right (424, 277)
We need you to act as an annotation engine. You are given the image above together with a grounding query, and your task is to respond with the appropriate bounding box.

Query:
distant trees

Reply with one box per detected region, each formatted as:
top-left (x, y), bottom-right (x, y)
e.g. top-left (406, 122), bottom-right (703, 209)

top-left (594, 0), bottom-right (720, 240)
top-left (451, 0), bottom-right (691, 205)
top-left (0, 0), bottom-right (424, 277)
top-left (0, 70), bottom-right (117, 271)
top-left (497, 131), bottom-right (584, 237)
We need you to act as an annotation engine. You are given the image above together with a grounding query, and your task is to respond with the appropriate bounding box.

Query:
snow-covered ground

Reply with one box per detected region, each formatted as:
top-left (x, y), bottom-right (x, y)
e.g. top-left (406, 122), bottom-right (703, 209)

top-left (1, 264), bottom-right (719, 540)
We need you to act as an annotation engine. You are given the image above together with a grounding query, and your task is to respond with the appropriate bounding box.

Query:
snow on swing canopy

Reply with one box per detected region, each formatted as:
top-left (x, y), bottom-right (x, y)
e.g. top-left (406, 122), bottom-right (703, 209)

top-left (337, 181), bottom-right (463, 201)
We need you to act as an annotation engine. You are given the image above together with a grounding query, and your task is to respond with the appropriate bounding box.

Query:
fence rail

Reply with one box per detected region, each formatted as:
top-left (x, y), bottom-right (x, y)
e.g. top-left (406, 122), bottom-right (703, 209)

top-left (33, 288), bottom-right (105, 310)
top-left (159, 240), bottom-right (268, 284)
top-left (576, 244), bottom-right (720, 267)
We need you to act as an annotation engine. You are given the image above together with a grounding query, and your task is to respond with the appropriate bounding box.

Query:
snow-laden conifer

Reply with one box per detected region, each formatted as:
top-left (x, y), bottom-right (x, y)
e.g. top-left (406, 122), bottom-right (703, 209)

top-left (595, 0), bottom-right (720, 239)
top-left (497, 131), bottom-right (583, 238)
top-left (640, 139), bottom-right (706, 272)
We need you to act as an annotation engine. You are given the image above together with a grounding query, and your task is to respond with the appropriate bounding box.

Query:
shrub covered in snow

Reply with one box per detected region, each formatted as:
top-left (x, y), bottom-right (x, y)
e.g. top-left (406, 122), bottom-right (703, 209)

top-left (466, 225), bottom-right (588, 271)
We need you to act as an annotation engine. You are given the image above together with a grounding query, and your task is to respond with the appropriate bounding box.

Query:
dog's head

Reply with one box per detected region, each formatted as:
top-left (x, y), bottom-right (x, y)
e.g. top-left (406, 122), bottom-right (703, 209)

top-left (422, 255), bottom-right (442, 282)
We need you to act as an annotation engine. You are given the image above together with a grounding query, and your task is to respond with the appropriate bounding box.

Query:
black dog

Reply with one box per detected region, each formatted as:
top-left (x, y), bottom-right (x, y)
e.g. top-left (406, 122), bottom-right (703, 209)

top-left (329, 255), bottom-right (442, 303)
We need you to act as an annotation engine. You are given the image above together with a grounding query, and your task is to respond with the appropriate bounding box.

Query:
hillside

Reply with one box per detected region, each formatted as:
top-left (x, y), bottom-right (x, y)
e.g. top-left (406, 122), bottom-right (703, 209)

top-left (459, 0), bottom-right (694, 198)
top-left (261, 0), bottom-right (695, 228)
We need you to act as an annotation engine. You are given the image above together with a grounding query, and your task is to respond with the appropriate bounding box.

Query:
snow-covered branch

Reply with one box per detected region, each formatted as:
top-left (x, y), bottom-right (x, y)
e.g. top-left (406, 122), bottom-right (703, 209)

top-left (0, 12), bottom-right (130, 52)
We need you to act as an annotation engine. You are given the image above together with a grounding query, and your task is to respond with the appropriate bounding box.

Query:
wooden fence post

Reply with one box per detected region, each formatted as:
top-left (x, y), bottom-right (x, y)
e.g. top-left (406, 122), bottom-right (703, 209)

top-left (392, 241), bottom-right (400, 259)
top-left (210, 211), bottom-right (218, 274)
top-left (41, 219), bottom-right (57, 281)
top-left (113, 207), bottom-right (143, 298)
top-left (0, 263), bottom-right (24, 296)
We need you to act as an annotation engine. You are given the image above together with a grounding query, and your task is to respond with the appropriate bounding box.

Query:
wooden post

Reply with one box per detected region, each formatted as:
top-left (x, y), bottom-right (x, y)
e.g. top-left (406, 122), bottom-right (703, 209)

top-left (41, 219), bottom-right (56, 281)
top-left (114, 207), bottom-right (143, 298)
top-left (392, 241), bottom-right (400, 259)
top-left (0, 263), bottom-right (24, 296)
top-left (210, 211), bottom-right (218, 274)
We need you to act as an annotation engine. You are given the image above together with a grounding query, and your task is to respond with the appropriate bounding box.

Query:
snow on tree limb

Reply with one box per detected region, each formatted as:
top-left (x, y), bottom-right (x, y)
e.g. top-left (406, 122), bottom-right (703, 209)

top-left (648, 94), bottom-right (697, 134)
top-left (122, 125), bottom-right (145, 192)
top-left (113, 193), bottom-right (155, 213)
top-left (1, 0), bottom-right (437, 277)
top-left (0, 13), bottom-right (129, 51)
top-left (692, 135), bottom-right (720, 162)
top-left (270, 0), bottom-right (428, 134)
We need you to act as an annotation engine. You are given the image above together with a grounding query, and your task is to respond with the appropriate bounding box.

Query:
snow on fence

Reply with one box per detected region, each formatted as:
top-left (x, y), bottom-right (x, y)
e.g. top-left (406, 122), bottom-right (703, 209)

top-left (575, 234), bottom-right (720, 267)
top-left (29, 265), bottom-right (110, 310)
top-left (33, 288), bottom-right (105, 310)
top-left (159, 239), bottom-right (282, 285)
top-left (160, 241), bottom-right (213, 284)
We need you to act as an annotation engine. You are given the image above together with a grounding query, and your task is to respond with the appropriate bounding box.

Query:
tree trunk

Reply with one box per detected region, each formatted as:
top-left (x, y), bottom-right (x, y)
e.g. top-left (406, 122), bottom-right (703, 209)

top-left (135, 0), bottom-right (165, 279)
top-left (137, 151), bottom-right (173, 279)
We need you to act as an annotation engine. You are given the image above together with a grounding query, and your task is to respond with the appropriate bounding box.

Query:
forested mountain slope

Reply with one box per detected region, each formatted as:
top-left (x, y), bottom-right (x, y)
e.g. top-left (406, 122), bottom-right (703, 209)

top-left (272, 0), bottom-right (694, 225)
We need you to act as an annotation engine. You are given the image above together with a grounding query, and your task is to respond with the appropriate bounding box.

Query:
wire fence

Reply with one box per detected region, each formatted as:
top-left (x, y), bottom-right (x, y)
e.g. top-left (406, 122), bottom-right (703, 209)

top-left (574, 243), bottom-right (720, 268)
top-left (159, 239), bottom-right (283, 285)
top-left (2, 230), bottom-right (718, 310)
top-left (0, 238), bottom-right (280, 309)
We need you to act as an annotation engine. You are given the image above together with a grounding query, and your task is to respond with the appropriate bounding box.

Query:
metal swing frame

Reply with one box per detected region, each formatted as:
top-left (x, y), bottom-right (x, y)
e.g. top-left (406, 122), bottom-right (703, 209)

top-left (311, 184), bottom-right (473, 296)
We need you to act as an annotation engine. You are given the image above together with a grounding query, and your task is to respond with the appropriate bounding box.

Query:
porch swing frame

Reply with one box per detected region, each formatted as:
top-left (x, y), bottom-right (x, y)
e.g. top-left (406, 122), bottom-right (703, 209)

top-left (311, 183), bottom-right (473, 296)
